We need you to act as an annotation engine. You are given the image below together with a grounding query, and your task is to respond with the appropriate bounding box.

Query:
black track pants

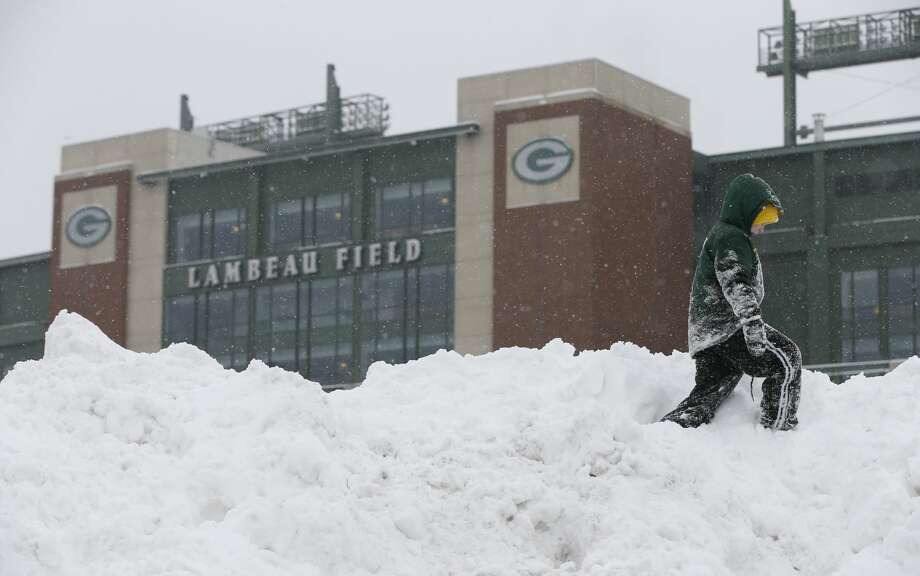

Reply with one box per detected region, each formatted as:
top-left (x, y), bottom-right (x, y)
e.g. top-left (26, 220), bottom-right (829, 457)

top-left (662, 325), bottom-right (802, 430)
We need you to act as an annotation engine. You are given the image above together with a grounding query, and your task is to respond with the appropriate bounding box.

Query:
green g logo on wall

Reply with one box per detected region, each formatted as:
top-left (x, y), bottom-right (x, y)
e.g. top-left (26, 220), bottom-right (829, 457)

top-left (66, 206), bottom-right (112, 248)
top-left (512, 137), bottom-right (574, 184)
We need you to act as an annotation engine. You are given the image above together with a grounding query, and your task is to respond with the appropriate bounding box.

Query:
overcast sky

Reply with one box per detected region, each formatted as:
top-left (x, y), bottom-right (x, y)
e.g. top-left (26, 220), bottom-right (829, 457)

top-left (1, 0), bottom-right (917, 261)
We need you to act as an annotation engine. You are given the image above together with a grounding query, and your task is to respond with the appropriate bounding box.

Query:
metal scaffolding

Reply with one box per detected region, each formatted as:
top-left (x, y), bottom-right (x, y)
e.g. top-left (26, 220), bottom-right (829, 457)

top-left (758, 7), bottom-right (920, 76)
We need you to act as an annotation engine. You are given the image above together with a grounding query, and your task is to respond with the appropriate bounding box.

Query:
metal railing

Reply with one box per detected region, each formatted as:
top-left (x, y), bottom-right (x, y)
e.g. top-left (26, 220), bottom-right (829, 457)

top-left (203, 93), bottom-right (389, 150)
top-left (758, 7), bottom-right (920, 74)
top-left (804, 358), bottom-right (909, 382)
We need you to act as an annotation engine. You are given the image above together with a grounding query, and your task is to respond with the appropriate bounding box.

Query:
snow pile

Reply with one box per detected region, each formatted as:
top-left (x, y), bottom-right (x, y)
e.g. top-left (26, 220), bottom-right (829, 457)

top-left (2, 312), bottom-right (920, 575)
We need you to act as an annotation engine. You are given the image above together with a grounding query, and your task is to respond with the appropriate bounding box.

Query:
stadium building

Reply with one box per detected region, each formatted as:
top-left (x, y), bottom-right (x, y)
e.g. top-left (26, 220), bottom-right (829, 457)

top-left (2, 6), bottom-right (919, 385)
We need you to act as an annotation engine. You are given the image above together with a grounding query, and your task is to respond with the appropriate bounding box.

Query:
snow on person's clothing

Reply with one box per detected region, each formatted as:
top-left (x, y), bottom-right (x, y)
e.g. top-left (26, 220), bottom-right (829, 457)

top-left (687, 174), bottom-right (784, 357)
top-left (663, 324), bottom-right (802, 430)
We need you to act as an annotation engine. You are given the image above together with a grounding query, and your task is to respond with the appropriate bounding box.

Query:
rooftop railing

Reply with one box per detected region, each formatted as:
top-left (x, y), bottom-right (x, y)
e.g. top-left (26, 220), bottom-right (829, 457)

top-left (758, 7), bottom-right (920, 76)
top-left (202, 93), bottom-right (389, 150)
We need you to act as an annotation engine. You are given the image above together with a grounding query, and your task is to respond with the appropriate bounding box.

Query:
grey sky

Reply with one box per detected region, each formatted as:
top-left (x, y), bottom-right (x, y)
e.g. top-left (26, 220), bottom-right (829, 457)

top-left (1, 0), bottom-right (917, 261)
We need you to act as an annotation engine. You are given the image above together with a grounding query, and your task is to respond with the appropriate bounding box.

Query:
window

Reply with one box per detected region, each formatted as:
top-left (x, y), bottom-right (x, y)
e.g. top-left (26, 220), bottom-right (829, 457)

top-left (175, 213), bottom-right (206, 262)
top-left (359, 264), bottom-right (454, 377)
top-left (213, 208), bottom-right (246, 259)
top-left (308, 277), bottom-right (353, 384)
top-left (269, 200), bottom-right (303, 252)
top-left (315, 192), bottom-right (351, 245)
top-left (267, 192), bottom-right (350, 252)
top-left (418, 265), bottom-right (453, 357)
top-left (839, 267), bottom-right (920, 362)
top-left (254, 282), bottom-right (298, 371)
top-left (164, 295), bottom-right (197, 345)
top-left (378, 183), bottom-right (415, 238)
top-left (887, 267), bottom-right (917, 360)
top-left (422, 178), bottom-right (453, 231)
top-left (170, 208), bottom-right (247, 263)
top-left (840, 270), bottom-right (880, 362)
top-left (376, 177), bottom-right (454, 238)
top-left (205, 289), bottom-right (249, 369)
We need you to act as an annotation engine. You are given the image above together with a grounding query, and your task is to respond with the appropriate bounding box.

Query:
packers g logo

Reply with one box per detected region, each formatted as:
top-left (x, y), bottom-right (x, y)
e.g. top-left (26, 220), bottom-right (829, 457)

top-left (66, 206), bottom-right (112, 248)
top-left (512, 138), bottom-right (574, 184)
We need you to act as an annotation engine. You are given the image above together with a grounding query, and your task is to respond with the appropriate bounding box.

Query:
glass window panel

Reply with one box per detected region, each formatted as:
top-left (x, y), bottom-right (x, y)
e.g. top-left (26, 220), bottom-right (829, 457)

top-left (253, 286), bottom-right (273, 361)
top-left (419, 266), bottom-right (450, 356)
top-left (840, 270), bottom-right (852, 310)
top-left (851, 270), bottom-right (879, 361)
top-left (174, 213), bottom-right (202, 263)
top-left (311, 278), bottom-right (336, 329)
top-left (303, 198), bottom-right (315, 246)
top-left (888, 267), bottom-right (916, 358)
top-left (840, 271), bottom-right (853, 362)
top-left (340, 194), bottom-right (352, 242)
top-left (201, 211), bottom-right (212, 259)
top-left (315, 193), bottom-right (349, 245)
top-left (338, 276), bottom-right (353, 325)
top-left (309, 342), bottom-right (336, 383)
top-left (406, 268), bottom-right (418, 358)
top-left (165, 296), bottom-right (196, 345)
top-left (207, 292), bottom-right (235, 367)
top-left (298, 281), bottom-right (311, 373)
top-left (376, 270), bottom-right (405, 364)
top-left (378, 184), bottom-right (413, 238)
top-left (335, 342), bottom-right (354, 384)
top-left (232, 290), bottom-right (250, 369)
top-left (213, 208), bottom-right (246, 259)
top-left (270, 199), bottom-right (303, 251)
top-left (272, 283), bottom-right (298, 370)
top-left (360, 274), bottom-right (378, 375)
top-left (422, 178), bottom-right (453, 231)
top-left (204, 290), bottom-right (249, 369)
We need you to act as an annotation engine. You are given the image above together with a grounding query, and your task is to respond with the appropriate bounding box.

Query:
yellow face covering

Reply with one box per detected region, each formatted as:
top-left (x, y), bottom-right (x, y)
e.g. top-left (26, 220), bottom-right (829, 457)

top-left (753, 203), bottom-right (780, 226)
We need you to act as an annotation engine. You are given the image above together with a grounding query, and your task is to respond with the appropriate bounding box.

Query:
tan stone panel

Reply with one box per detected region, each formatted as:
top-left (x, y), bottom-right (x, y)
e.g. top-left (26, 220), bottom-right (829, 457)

top-left (651, 88), bottom-right (691, 136)
top-left (60, 143), bottom-right (97, 173)
top-left (458, 100), bottom-right (498, 126)
top-left (454, 258), bottom-right (494, 301)
top-left (454, 300), bottom-right (492, 342)
top-left (455, 173), bottom-right (495, 222)
top-left (127, 183), bottom-right (167, 352)
top-left (456, 220), bottom-right (494, 262)
top-left (505, 115), bottom-right (580, 209)
top-left (505, 68), bottom-right (549, 101)
top-left (59, 185), bottom-right (119, 268)
top-left (454, 334), bottom-right (493, 356)
top-left (170, 130), bottom-right (263, 169)
top-left (543, 60), bottom-right (597, 95)
top-left (456, 133), bottom-right (495, 179)
top-left (594, 60), bottom-right (690, 135)
top-left (458, 75), bottom-right (509, 107)
top-left (61, 128), bottom-right (262, 175)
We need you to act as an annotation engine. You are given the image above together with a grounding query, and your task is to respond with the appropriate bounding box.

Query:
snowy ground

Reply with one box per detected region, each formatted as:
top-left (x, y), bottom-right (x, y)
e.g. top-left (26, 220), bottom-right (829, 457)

top-left (2, 312), bottom-right (919, 575)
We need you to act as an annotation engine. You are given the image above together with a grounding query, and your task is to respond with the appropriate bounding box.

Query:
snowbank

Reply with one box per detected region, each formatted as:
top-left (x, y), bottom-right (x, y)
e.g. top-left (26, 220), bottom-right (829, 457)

top-left (1, 312), bottom-right (919, 575)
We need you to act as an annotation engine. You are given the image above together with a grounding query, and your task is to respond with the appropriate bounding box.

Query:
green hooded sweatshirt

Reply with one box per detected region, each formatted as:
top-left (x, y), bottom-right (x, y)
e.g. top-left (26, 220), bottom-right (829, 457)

top-left (688, 174), bottom-right (784, 357)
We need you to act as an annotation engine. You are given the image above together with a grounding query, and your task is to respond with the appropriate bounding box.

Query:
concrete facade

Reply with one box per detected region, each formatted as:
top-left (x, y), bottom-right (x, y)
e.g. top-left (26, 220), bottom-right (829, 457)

top-left (455, 58), bottom-right (690, 355)
top-left (56, 129), bottom-right (262, 351)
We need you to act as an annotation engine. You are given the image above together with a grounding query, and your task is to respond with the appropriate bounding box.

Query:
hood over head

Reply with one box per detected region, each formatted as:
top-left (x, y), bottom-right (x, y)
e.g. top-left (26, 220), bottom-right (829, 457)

top-left (719, 173), bottom-right (784, 233)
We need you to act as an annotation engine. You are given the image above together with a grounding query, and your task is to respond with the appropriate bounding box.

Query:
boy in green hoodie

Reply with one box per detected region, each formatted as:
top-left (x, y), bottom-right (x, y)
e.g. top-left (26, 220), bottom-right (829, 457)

top-left (662, 173), bottom-right (801, 430)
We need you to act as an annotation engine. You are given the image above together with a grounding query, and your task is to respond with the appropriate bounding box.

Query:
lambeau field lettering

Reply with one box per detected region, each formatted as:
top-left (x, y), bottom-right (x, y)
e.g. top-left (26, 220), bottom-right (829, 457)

top-left (187, 238), bottom-right (422, 289)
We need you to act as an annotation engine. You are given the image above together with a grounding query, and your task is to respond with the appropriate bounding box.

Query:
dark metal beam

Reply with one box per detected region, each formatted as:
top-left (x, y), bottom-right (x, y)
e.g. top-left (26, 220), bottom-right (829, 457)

top-left (798, 115), bottom-right (920, 139)
top-left (783, 0), bottom-right (797, 147)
